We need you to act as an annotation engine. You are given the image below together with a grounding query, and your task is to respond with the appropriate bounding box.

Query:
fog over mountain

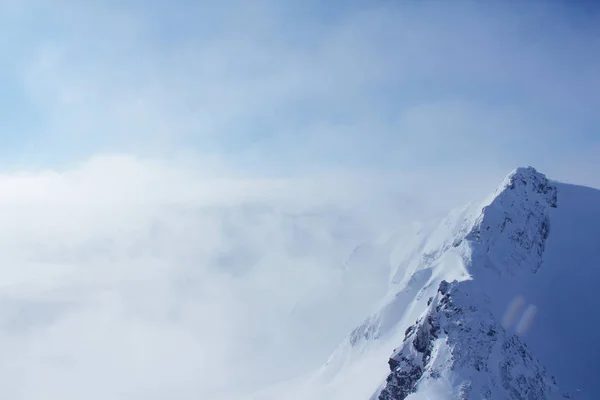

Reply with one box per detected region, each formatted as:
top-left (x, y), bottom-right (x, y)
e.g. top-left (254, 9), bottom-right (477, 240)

top-left (250, 167), bottom-right (600, 400)
top-left (1, 1), bottom-right (599, 399)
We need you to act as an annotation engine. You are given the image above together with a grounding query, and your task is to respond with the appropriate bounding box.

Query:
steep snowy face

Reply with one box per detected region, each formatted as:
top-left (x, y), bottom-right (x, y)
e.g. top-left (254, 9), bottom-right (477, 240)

top-left (372, 167), bottom-right (600, 399)
top-left (465, 166), bottom-right (557, 276)
top-left (320, 168), bottom-right (559, 372)
top-left (248, 167), bottom-right (600, 400)
top-left (376, 280), bottom-right (569, 400)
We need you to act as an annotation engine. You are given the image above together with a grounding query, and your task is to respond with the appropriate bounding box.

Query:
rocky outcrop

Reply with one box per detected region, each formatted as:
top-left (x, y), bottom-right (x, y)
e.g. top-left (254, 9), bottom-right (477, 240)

top-left (377, 280), bottom-right (569, 400)
top-left (375, 167), bottom-right (568, 400)
top-left (467, 167), bottom-right (558, 275)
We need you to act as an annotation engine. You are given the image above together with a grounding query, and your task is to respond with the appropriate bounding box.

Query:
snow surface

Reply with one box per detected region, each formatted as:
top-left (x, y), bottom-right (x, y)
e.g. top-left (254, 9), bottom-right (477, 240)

top-left (249, 167), bottom-right (600, 400)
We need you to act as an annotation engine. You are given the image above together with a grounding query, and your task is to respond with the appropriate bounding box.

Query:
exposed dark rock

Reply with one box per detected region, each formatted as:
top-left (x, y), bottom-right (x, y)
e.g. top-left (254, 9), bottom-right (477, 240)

top-left (379, 363), bottom-right (422, 400)
top-left (371, 168), bottom-right (570, 399)
top-left (375, 281), bottom-right (569, 399)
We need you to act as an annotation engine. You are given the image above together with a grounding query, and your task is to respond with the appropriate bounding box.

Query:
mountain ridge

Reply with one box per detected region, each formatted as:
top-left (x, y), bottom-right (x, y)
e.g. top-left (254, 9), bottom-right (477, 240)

top-left (247, 166), bottom-right (600, 400)
top-left (373, 166), bottom-right (598, 399)
top-left (376, 278), bottom-right (569, 400)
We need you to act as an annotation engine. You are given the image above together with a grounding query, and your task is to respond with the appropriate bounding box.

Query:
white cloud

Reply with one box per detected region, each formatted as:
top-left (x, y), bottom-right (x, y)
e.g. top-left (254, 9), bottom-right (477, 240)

top-left (0, 155), bottom-right (435, 399)
top-left (0, 1), bottom-right (599, 398)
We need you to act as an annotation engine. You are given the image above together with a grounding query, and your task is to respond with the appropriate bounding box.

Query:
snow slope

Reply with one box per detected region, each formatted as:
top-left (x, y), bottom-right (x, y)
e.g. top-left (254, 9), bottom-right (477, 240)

top-left (250, 167), bottom-right (600, 400)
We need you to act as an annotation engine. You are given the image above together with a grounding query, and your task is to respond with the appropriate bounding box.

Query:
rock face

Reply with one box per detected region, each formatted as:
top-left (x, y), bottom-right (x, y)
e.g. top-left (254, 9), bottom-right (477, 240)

top-left (378, 281), bottom-right (568, 400)
top-left (374, 168), bottom-right (571, 400)
top-left (466, 167), bottom-right (558, 276)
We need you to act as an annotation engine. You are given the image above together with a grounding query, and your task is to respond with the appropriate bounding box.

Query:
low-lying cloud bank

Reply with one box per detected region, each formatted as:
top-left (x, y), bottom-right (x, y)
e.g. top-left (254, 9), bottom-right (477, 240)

top-left (0, 154), bottom-right (448, 399)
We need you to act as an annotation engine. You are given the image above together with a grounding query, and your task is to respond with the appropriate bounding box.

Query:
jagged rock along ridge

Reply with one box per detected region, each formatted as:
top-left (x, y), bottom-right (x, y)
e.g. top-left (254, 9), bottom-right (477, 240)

top-left (377, 280), bottom-right (569, 400)
top-left (373, 167), bottom-right (583, 399)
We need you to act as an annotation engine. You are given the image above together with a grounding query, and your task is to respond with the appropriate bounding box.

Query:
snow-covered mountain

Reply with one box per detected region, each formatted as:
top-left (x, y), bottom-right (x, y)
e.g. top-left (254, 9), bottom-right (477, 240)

top-left (250, 167), bottom-right (600, 400)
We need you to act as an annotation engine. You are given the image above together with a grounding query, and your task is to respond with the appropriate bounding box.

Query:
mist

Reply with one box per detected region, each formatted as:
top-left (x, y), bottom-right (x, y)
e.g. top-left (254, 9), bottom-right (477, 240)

top-left (0, 154), bottom-right (434, 399)
top-left (0, 0), bottom-right (599, 398)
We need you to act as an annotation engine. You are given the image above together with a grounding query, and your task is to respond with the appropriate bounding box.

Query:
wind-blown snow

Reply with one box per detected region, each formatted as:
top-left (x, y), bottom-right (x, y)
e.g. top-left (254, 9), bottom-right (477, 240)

top-left (251, 167), bottom-right (600, 400)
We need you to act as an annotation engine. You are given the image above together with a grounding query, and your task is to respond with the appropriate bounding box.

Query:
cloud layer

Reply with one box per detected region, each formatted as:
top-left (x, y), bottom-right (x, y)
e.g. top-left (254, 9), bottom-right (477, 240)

top-left (0, 155), bottom-right (424, 399)
top-left (0, 1), bottom-right (598, 398)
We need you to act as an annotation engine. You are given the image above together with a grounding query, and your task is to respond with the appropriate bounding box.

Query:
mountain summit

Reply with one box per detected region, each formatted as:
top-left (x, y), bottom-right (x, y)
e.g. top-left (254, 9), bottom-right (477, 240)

top-left (250, 167), bottom-right (600, 400)
top-left (373, 166), bottom-right (600, 399)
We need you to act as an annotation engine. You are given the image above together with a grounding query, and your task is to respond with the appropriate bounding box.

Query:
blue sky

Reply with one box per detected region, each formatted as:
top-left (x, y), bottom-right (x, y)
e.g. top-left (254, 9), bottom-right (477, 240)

top-left (0, 0), bottom-right (599, 188)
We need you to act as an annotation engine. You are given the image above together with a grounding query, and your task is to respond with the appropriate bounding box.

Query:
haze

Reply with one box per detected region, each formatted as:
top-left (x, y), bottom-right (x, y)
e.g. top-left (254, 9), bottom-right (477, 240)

top-left (0, 1), bottom-right (598, 399)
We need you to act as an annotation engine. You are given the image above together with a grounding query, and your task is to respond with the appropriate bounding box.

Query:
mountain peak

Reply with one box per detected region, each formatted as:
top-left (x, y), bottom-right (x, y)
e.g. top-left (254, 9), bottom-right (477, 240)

top-left (369, 170), bottom-right (600, 399)
top-left (464, 166), bottom-right (558, 276)
top-left (494, 166), bottom-right (557, 209)
top-left (252, 169), bottom-right (600, 400)
top-left (509, 166), bottom-right (544, 180)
